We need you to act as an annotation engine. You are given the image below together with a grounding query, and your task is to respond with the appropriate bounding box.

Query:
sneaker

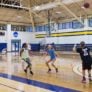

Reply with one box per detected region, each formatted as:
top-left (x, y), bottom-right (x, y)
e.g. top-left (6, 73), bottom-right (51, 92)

top-left (24, 69), bottom-right (27, 73)
top-left (82, 78), bottom-right (86, 83)
top-left (30, 71), bottom-right (34, 75)
top-left (48, 69), bottom-right (51, 73)
top-left (56, 68), bottom-right (58, 73)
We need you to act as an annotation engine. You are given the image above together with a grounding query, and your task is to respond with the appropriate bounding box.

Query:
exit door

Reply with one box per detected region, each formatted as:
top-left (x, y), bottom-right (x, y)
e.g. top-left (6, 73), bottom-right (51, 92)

top-left (11, 40), bottom-right (21, 52)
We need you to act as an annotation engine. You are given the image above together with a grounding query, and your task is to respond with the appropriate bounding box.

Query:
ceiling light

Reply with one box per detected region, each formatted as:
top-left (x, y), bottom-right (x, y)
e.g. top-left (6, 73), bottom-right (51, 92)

top-left (56, 11), bottom-right (61, 14)
top-left (81, 6), bottom-right (85, 9)
top-left (34, 6), bottom-right (40, 10)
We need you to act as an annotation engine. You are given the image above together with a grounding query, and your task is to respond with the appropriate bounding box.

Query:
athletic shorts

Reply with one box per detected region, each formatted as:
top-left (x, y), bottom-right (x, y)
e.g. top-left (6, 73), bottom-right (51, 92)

top-left (22, 58), bottom-right (31, 66)
top-left (82, 61), bottom-right (92, 70)
top-left (81, 56), bottom-right (92, 70)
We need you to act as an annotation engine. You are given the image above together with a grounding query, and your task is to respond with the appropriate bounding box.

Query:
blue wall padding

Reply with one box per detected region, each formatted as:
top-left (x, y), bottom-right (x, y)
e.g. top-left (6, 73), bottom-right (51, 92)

top-left (31, 44), bottom-right (40, 51)
top-left (40, 44), bottom-right (92, 51)
top-left (0, 43), bottom-right (92, 52)
top-left (0, 43), bottom-right (7, 52)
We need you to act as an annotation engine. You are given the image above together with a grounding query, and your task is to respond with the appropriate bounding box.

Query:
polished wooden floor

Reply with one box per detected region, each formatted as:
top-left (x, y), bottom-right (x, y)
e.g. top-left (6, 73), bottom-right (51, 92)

top-left (0, 52), bottom-right (92, 92)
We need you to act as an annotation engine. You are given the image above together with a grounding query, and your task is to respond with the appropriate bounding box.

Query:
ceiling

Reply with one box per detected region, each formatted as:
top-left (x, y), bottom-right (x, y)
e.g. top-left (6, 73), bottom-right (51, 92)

top-left (0, 0), bottom-right (92, 25)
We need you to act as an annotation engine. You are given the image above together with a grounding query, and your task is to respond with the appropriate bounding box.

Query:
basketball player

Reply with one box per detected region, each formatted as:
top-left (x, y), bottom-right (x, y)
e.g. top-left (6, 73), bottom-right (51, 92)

top-left (51, 42), bottom-right (56, 50)
top-left (20, 43), bottom-right (33, 75)
top-left (46, 44), bottom-right (58, 73)
top-left (73, 41), bottom-right (92, 83)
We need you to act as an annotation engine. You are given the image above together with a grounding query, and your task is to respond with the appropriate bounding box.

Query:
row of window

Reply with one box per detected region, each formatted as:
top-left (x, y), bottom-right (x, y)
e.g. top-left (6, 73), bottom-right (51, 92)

top-left (58, 20), bottom-right (84, 30)
top-left (35, 20), bottom-right (84, 32)
top-left (0, 18), bottom-right (92, 32)
top-left (0, 24), bottom-right (33, 32)
top-left (11, 25), bottom-right (33, 32)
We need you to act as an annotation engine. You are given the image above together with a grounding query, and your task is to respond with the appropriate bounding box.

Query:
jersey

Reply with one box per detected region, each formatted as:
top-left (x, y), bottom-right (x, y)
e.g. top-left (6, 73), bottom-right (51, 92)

top-left (76, 46), bottom-right (92, 62)
top-left (47, 49), bottom-right (56, 60)
top-left (21, 48), bottom-right (30, 59)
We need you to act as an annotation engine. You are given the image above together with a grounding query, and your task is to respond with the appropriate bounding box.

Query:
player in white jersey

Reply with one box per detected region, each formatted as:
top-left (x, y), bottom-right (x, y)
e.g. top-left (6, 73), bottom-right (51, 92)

top-left (20, 43), bottom-right (33, 75)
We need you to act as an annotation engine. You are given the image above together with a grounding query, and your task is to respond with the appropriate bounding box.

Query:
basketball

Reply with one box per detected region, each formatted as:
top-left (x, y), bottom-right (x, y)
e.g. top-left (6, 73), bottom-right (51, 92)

top-left (83, 3), bottom-right (90, 8)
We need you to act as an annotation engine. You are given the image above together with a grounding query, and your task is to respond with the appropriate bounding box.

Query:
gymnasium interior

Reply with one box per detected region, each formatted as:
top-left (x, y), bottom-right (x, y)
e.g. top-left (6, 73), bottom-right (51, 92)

top-left (0, 0), bottom-right (92, 92)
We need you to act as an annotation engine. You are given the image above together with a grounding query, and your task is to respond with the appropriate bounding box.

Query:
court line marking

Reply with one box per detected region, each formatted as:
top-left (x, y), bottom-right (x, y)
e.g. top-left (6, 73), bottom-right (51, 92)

top-left (73, 64), bottom-right (92, 78)
top-left (0, 73), bottom-right (80, 92)
top-left (0, 83), bottom-right (24, 92)
top-left (73, 64), bottom-right (82, 76)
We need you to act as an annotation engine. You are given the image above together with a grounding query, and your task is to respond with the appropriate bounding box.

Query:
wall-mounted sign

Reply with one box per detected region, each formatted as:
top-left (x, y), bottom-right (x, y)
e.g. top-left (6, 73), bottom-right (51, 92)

top-left (13, 32), bottom-right (18, 37)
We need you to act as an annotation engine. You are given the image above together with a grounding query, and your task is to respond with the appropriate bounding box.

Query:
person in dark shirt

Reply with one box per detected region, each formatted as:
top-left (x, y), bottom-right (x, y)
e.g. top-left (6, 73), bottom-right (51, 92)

top-left (73, 41), bottom-right (92, 83)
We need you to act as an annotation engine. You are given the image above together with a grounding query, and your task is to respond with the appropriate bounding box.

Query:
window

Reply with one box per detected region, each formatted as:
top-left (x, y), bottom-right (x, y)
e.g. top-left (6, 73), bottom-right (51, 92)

top-left (62, 23), bottom-right (67, 29)
top-left (50, 23), bottom-right (54, 31)
top-left (54, 23), bottom-right (57, 31)
top-left (35, 25), bottom-right (45, 32)
top-left (88, 18), bottom-right (92, 27)
top-left (72, 20), bottom-right (84, 29)
top-left (58, 23), bottom-right (62, 30)
top-left (0, 24), bottom-right (6, 30)
top-left (44, 25), bottom-right (48, 32)
top-left (38, 26), bottom-right (43, 32)
top-left (26, 26), bottom-right (33, 32)
top-left (69, 22), bottom-right (73, 28)
top-left (35, 26), bottom-right (39, 32)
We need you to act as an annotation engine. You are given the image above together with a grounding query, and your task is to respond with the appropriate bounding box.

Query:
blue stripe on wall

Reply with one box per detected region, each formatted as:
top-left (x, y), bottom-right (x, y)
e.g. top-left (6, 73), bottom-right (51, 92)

top-left (40, 44), bottom-right (92, 51)
top-left (0, 43), bottom-right (92, 52)
top-left (0, 73), bottom-right (80, 92)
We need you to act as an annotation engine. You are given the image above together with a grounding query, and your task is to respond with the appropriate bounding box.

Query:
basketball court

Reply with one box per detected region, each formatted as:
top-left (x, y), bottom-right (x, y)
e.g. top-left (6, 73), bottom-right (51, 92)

top-left (0, 0), bottom-right (92, 92)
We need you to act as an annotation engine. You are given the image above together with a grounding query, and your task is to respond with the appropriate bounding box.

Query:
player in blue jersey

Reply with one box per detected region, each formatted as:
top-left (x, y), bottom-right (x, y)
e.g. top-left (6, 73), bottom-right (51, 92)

top-left (46, 44), bottom-right (58, 73)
